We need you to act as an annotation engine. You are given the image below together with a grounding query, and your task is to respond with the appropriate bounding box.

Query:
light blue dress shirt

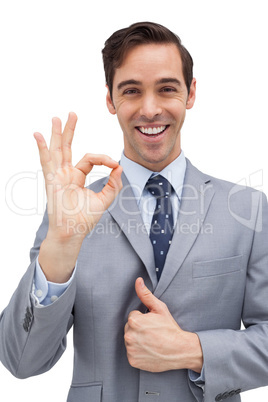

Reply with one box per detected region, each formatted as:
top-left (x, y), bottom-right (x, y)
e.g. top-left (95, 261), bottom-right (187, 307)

top-left (32, 150), bottom-right (204, 384)
top-left (120, 150), bottom-right (186, 231)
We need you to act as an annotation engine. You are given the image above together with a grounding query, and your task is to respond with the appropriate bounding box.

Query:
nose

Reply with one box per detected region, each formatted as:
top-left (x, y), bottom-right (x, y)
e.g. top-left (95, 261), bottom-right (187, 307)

top-left (139, 93), bottom-right (162, 120)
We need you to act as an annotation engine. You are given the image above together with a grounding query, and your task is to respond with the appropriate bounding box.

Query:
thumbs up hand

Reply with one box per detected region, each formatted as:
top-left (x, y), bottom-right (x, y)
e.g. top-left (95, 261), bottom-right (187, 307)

top-left (124, 278), bottom-right (203, 373)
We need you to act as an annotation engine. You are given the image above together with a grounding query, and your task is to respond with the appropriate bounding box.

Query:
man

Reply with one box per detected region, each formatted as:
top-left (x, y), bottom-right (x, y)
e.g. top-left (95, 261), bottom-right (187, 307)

top-left (0, 21), bottom-right (268, 402)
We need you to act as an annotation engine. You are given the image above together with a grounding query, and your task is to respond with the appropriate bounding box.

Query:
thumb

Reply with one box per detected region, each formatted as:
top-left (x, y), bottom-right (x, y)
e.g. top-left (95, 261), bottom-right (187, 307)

top-left (99, 165), bottom-right (123, 210)
top-left (135, 278), bottom-right (167, 314)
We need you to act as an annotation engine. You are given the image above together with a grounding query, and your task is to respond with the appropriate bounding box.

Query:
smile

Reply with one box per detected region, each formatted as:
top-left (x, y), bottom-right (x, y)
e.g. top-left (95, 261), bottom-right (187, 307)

top-left (136, 125), bottom-right (169, 136)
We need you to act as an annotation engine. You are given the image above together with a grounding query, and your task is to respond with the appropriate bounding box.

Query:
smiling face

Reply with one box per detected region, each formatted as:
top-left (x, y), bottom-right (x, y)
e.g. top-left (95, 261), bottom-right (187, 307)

top-left (106, 43), bottom-right (196, 171)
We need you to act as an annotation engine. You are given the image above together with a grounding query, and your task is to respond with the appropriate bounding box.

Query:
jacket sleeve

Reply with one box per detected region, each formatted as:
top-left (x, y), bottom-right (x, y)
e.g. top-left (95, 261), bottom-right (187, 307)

top-left (196, 191), bottom-right (268, 402)
top-left (0, 211), bottom-right (76, 379)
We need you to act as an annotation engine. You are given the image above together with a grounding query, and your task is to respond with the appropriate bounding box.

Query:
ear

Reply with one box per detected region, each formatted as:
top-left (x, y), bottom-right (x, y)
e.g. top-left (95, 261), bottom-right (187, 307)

top-left (186, 78), bottom-right (196, 110)
top-left (106, 85), bottom-right (117, 115)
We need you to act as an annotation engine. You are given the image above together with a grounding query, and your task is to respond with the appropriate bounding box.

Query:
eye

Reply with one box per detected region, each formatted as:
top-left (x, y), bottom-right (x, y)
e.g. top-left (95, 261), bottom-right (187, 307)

top-left (160, 87), bottom-right (176, 93)
top-left (123, 88), bottom-right (140, 95)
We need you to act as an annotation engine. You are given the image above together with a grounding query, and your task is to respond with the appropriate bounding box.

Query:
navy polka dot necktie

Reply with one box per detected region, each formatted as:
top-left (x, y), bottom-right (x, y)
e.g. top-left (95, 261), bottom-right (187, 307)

top-left (145, 175), bottom-right (174, 280)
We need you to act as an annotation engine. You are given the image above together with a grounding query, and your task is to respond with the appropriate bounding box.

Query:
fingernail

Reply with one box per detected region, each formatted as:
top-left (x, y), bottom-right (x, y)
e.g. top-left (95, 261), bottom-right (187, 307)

top-left (140, 278), bottom-right (145, 288)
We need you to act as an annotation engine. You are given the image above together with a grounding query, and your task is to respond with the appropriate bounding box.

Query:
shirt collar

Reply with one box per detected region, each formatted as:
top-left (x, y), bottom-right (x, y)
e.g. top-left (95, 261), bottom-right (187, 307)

top-left (120, 151), bottom-right (186, 203)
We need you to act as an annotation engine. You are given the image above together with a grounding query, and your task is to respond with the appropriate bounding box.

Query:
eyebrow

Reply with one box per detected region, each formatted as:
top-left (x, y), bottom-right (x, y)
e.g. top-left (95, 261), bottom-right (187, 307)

top-left (156, 78), bottom-right (182, 86)
top-left (117, 80), bottom-right (142, 91)
top-left (117, 77), bottom-right (182, 91)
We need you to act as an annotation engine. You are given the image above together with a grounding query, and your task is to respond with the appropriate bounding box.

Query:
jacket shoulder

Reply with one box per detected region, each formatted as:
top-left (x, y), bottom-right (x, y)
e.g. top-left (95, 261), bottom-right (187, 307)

top-left (186, 158), bottom-right (265, 197)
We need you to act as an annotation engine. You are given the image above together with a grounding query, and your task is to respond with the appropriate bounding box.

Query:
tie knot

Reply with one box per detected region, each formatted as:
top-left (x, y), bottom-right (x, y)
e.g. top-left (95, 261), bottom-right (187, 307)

top-left (145, 175), bottom-right (173, 199)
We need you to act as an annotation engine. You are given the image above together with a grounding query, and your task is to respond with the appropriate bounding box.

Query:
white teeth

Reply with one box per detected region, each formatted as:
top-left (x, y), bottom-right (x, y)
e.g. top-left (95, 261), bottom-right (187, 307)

top-left (139, 125), bottom-right (166, 134)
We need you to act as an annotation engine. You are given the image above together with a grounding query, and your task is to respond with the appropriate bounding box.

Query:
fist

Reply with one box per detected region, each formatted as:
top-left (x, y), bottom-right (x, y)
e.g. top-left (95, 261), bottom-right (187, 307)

top-left (124, 278), bottom-right (203, 373)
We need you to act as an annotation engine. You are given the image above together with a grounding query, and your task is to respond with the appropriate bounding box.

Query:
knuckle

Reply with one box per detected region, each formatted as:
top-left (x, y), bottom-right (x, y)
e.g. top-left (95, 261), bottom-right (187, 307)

top-left (128, 315), bottom-right (134, 325)
top-left (144, 288), bottom-right (152, 297)
top-left (63, 142), bottom-right (72, 149)
top-left (52, 146), bottom-right (62, 152)
top-left (162, 301), bottom-right (168, 310)
top-left (124, 332), bottom-right (132, 345)
top-left (128, 315), bottom-right (138, 328)
top-left (83, 153), bottom-right (94, 164)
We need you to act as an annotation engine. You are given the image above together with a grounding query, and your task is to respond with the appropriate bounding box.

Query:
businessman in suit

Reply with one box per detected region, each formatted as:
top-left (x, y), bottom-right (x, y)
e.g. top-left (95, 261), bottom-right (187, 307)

top-left (1, 21), bottom-right (268, 402)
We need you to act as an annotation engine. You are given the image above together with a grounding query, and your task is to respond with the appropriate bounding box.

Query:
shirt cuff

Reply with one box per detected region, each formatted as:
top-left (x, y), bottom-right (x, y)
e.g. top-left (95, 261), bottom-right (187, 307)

top-left (188, 367), bottom-right (205, 389)
top-left (32, 257), bottom-right (76, 307)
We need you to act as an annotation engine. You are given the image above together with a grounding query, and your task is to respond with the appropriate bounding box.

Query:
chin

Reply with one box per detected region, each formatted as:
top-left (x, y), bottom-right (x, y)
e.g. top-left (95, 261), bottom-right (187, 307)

top-left (139, 155), bottom-right (170, 170)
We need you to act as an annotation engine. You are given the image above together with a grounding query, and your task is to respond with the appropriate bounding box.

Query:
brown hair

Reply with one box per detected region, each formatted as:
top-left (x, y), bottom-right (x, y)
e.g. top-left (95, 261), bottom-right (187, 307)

top-left (102, 21), bottom-right (193, 100)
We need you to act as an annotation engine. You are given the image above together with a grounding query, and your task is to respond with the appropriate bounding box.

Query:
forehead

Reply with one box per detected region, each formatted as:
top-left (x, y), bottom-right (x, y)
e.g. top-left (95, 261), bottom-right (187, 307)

top-left (113, 43), bottom-right (185, 86)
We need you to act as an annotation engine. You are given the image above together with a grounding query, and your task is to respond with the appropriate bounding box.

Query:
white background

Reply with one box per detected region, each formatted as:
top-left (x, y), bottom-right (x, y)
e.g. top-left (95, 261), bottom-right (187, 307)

top-left (0, 0), bottom-right (267, 400)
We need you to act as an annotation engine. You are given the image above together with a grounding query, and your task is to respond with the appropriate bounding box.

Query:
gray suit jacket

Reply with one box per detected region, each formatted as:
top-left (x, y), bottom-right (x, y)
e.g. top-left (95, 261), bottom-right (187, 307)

top-left (1, 159), bottom-right (268, 402)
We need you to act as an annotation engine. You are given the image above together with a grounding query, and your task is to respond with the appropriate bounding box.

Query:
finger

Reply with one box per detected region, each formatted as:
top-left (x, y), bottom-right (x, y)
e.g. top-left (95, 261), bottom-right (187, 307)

top-left (49, 116), bottom-right (63, 167)
top-left (124, 322), bottom-right (131, 346)
top-left (126, 310), bottom-right (143, 329)
top-left (34, 132), bottom-right (54, 178)
top-left (75, 153), bottom-right (120, 176)
top-left (135, 278), bottom-right (167, 314)
top-left (124, 322), bottom-right (129, 333)
top-left (128, 310), bottom-right (143, 321)
top-left (62, 112), bottom-right (78, 166)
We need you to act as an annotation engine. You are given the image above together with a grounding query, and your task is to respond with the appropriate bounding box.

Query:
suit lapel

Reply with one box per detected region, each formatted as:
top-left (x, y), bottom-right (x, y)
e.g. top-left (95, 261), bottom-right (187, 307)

top-left (107, 173), bottom-right (158, 290)
top-left (154, 160), bottom-right (215, 299)
top-left (107, 160), bottom-right (215, 295)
